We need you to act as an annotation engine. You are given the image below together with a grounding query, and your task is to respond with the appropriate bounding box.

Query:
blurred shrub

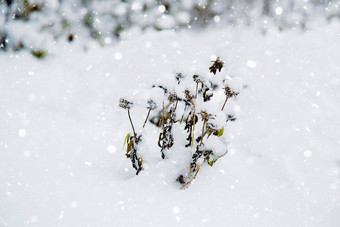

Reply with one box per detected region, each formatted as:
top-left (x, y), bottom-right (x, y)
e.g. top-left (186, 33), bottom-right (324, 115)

top-left (1, 0), bottom-right (340, 54)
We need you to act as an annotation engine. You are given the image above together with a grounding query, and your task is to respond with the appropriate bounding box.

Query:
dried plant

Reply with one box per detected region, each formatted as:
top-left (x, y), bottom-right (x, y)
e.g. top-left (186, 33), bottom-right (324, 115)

top-left (119, 98), bottom-right (143, 175)
top-left (209, 57), bottom-right (224, 74)
top-left (118, 57), bottom-right (242, 188)
top-left (221, 86), bottom-right (239, 111)
top-left (158, 94), bottom-right (179, 159)
top-left (143, 100), bottom-right (157, 128)
top-left (124, 133), bottom-right (143, 175)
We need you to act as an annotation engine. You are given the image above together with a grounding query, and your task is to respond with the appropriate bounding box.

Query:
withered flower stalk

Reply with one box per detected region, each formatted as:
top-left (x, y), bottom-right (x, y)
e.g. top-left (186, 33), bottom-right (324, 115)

top-left (143, 100), bottom-right (156, 128)
top-left (221, 86), bottom-right (239, 111)
top-left (119, 98), bottom-right (137, 139)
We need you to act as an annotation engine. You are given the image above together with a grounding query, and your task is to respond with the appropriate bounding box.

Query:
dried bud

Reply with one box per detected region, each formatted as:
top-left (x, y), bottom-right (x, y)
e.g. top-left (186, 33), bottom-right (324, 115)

top-left (119, 98), bottom-right (133, 109)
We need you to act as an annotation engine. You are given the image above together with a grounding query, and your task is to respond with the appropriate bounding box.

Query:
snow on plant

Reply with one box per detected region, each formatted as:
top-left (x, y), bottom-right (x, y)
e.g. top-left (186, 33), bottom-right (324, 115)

top-left (119, 57), bottom-right (241, 188)
top-left (120, 98), bottom-right (143, 175)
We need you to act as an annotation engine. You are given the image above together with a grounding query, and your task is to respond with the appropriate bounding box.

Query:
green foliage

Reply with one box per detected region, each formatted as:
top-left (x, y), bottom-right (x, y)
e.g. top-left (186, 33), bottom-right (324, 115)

top-left (217, 127), bottom-right (224, 137)
top-left (91, 30), bottom-right (102, 41)
top-left (83, 12), bottom-right (93, 28)
top-left (114, 24), bottom-right (125, 38)
top-left (62, 19), bottom-right (72, 30)
top-left (31, 50), bottom-right (47, 59)
top-left (125, 134), bottom-right (143, 175)
top-left (21, 0), bottom-right (44, 21)
top-left (208, 152), bottom-right (227, 166)
top-left (123, 133), bottom-right (130, 149)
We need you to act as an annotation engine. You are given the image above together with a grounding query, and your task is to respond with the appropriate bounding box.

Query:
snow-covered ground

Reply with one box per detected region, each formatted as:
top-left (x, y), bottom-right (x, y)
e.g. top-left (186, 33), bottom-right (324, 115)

top-left (1, 22), bottom-right (340, 226)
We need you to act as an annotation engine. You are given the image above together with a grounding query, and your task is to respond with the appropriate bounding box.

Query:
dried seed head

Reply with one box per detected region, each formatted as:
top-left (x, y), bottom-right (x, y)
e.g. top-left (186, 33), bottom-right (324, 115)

top-left (193, 74), bottom-right (203, 83)
top-left (199, 111), bottom-right (214, 121)
top-left (184, 90), bottom-right (194, 100)
top-left (168, 93), bottom-right (180, 103)
top-left (200, 110), bottom-right (207, 120)
top-left (209, 57), bottom-right (224, 74)
top-left (224, 86), bottom-right (239, 98)
top-left (147, 99), bottom-right (157, 110)
top-left (176, 73), bottom-right (185, 84)
top-left (119, 98), bottom-right (133, 109)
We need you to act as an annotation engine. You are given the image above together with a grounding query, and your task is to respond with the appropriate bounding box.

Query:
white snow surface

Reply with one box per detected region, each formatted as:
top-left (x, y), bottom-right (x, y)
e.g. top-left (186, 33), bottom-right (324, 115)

top-left (1, 23), bottom-right (340, 226)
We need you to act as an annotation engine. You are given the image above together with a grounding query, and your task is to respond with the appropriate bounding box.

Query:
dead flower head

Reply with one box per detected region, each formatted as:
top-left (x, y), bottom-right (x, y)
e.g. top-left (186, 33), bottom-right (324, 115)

top-left (119, 98), bottom-right (133, 109)
top-left (209, 57), bottom-right (224, 74)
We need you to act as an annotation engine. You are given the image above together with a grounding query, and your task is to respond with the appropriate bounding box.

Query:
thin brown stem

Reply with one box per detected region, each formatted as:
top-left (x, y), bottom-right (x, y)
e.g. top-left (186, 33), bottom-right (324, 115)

top-left (174, 99), bottom-right (179, 111)
top-left (199, 119), bottom-right (206, 146)
top-left (180, 104), bottom-right (187, 123)
top-left (158, 100), bottom-right (173, 127)
top-left (143, 109), bottom-right (151, 128)
top-left (221, 97), bottom-right (229, 111)
top-left (191, 101), bottom-right (196, 148)
top-left (195, 82), bottom-right (198, 99)
top-left (161, 102), bottom-right (164, 129)
top-left (127, 109), bottom-right (137, 139)
top-left (181, 164), bottom-right (201, 190)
